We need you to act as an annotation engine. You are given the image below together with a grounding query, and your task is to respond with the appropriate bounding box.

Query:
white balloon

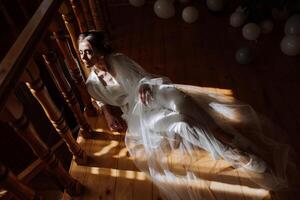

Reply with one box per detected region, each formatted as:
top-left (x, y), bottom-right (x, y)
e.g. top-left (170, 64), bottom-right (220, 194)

top-left (154, 0), bottom-right (175, 19)
top-left (242, 23), bottom-right (261, 40)
top-left (182, 6), bottom-right (199, 23)
top-left (259, 19), bottom-right (274, 34)
top-left (230, 12), bottom-right (246, 27)
top-left (129, 0), bottom-right (145, 7)
top-left (206, 0), bottom-right (224, 12)
top-left (280, 35), bottom-right (300, 56)
top-left (235, 47), bottom-right (255, 64)
top-left (285, 14), bottom-right (300, 35)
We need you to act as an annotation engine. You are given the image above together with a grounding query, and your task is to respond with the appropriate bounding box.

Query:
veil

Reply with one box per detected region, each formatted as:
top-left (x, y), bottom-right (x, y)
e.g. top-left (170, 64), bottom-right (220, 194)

top-left (87, 53), bottom-right (297, 200)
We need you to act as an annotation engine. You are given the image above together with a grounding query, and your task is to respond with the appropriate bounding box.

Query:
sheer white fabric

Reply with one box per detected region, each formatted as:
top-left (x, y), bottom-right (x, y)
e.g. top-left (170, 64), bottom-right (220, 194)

top-left (86, 53), bottom-right (294, 199)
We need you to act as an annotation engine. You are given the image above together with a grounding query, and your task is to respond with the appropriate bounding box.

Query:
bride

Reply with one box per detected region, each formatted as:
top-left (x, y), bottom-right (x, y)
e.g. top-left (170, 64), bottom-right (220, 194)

top-left (78, 31), bottom-right (292, 199)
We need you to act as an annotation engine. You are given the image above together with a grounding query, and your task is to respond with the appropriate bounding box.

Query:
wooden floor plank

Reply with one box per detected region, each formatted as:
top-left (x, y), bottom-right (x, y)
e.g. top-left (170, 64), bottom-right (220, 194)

top-left (63, 135), bottom-right (120, 200)
top-left (114, 142), bottom-right (152, 200)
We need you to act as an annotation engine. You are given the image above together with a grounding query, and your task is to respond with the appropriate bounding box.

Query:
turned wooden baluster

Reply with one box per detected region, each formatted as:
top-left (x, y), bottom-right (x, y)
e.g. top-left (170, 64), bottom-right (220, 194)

top-left (0, 94), bottom-right (83, 196)
top-left (24, 61), bottom-right (88, 165)
top-left (80, 0), bottom-right (95, 30)
top-left (50, 20), bottom-right (97, 117)
top-left (88, 0), bottom-right (104, 31)
top-left (60, 2), bottom-right (91, 79)
top-left (59, 3), bottom-right (78, 57)
top-left (0, 163), bottom-right (40, 200)
top-left (69, 0), bottom-right (88, 33)
top-left (42, 51), bottom-right (93, 138)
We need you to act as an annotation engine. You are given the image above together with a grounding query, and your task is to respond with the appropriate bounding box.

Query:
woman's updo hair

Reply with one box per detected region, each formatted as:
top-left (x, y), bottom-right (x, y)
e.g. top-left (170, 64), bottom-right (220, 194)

top-left (78, 30), bottom-right (113, 55)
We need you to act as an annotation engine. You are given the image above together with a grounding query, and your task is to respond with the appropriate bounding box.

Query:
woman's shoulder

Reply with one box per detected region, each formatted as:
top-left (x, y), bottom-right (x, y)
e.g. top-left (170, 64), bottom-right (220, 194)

top-left (108, 52), bottom-right (132, 64)
top-left (108, 52), bottom-right (126, 59)
top-left (108, 53), bottom-right (142, 70)
top-left (108, 53), bottom-right (146, 78)
top-left (86, 70), bottom-right (98, 85)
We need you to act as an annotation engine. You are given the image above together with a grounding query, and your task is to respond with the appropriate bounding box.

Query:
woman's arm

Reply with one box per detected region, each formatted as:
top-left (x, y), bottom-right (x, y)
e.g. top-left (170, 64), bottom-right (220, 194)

top-left (102, 104), bottom-right (127, 132)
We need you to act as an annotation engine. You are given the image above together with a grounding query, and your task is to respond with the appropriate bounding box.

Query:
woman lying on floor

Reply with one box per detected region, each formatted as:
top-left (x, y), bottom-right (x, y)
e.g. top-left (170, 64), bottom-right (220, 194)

top-left (78, 30), bottom-right (295, 199)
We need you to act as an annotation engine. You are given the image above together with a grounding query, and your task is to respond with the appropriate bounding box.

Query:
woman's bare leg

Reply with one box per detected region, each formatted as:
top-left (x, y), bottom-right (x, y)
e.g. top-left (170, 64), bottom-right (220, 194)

top-left (212, 126), bottom-right (269, 172)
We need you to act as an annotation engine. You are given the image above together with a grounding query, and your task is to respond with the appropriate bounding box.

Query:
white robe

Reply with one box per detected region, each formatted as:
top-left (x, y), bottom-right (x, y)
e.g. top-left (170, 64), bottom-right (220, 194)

top-left (86, 53), bottom-right (292, 199)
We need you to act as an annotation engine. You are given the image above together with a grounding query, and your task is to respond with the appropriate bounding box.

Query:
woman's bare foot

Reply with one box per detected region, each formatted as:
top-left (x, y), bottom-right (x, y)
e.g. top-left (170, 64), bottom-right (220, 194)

top-left (225, 147), bottom-right (267, 173)
top-left (242, 153), bottom-right (267, 173)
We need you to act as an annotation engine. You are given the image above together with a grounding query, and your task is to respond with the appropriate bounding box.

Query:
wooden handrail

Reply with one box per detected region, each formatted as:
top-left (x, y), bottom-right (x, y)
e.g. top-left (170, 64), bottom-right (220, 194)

top-left (0, 0), bottom-right (63, 111)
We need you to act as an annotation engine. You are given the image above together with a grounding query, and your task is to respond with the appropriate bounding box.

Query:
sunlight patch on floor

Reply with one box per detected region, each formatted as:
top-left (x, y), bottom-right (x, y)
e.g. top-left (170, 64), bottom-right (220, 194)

top-left (88, 167), bottom-right (147, 181)
top-left (93, 141), bottom-right (119, 156)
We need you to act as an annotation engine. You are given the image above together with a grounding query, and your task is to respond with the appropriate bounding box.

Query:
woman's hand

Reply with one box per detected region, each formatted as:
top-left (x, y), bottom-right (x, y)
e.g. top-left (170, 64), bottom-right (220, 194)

top-left (106, 114), bottom-right (127, 132)
top-left (139, 84), bottom-right (153, 106)
top-left (103, 105), bottom-right (127, 132)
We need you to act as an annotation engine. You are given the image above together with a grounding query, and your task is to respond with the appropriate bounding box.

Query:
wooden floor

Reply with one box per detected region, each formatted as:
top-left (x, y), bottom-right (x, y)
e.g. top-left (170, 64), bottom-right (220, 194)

top-left (65, 2), bottom-right (299, 200)
top-left (63, 98), bottom-right (272, 200)
top-left (62, 86), bottom-right (299, 200)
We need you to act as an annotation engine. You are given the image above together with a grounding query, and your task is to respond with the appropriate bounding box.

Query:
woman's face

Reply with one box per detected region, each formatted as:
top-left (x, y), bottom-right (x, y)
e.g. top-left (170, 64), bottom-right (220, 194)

top-left (78, 40), bottom-right (97, 68)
